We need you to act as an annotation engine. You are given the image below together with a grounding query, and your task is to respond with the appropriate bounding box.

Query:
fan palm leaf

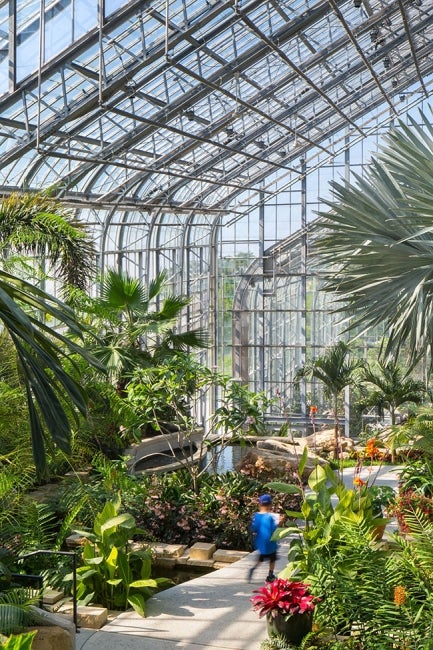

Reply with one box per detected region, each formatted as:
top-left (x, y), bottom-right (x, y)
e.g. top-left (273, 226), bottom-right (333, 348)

top-left (315, 110), bottom-right (433, 368)
top-left (83, 269), bottom-right (209, 386)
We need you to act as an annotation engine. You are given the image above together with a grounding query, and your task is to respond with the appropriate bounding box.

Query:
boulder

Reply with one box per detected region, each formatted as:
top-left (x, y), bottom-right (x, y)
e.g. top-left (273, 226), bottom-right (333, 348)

top-left (28, 626), bottom-right (73, 650)
top-left (235, 438), bottom-right (325, 479)
top-left (304, 428), bottom-right (354, 456)
top-left (28, 606), bottom-right (75, 640)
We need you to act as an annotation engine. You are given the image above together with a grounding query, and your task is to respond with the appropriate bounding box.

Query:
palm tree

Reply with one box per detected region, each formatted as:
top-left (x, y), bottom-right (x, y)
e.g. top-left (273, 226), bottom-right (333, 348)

top-left (314, 110), bottom-right (433, 369)
top-left (0, 192), bottom-right (94, 294)
top-left (295, 341), bottom-right (364, 459)
top-left (0, 192), bottom-right (98, 480)
top-left (361, 360), bottom-right (425, 427)
top-left (81, 269), bottom-right (209, 391)
top-left (0, 270), bottom-right (101, 481)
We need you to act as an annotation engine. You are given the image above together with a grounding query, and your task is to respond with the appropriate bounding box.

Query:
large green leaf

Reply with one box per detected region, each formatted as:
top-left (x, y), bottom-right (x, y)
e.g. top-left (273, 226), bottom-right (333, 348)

top-left (264, 482), bottom-right (302, 495)
top-left (117, 551), bottom-right (132, 587)
top-left (0, 631), bottom-right (37, 650)
top-left (314, 110), bottom-right (433, 368)
top-left (127, 594), bottom-right (146, 617)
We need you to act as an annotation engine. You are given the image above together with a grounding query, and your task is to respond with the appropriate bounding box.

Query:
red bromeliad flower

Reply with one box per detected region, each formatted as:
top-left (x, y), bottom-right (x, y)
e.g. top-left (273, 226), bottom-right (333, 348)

top-left (250, 579), bottom-right (317, 620)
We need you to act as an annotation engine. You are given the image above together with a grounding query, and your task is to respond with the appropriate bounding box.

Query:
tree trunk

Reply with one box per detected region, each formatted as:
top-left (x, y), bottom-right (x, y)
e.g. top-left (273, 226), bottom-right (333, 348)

top-left (333, 394), bottom-right (339, 460)
top-left (391, 405), bottom-right (396, 463)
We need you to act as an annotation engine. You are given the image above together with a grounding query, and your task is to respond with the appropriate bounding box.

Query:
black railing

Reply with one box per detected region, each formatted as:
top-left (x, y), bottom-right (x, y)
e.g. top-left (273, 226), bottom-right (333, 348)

top-left (18, 550), bottom-right (78, 631)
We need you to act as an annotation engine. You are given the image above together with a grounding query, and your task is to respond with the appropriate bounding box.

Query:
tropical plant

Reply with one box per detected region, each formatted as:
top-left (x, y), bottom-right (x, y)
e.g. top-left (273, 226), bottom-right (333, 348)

top-left (79, 269), bottom-right (208, 391)
top-left (314, 110), bottom-right (433, 370)
top-left (64, 496), bottom-right (170, 614)
top-left (0, 631), bottom-right (37, 650)
top-left (399, 458), bottom-right (433, 498)
top-left (212, 376), bottom-right (274, 437)
top-left (126, 357), bottom-right (273, 492)
top-left (268, 461), bottom-right (389, 582)
top-left (0, 591), bottom-right (33, 637)
top-left (0, 192), bottom-right (94, 296)
top-left (251, 579), bottom-right (316, 620)
top-left (295, 341), bottom-right (364, 458)
top-left (0, 270), bottom-right (102, 480)
top-left (359, 360), bottom-right (425, 427)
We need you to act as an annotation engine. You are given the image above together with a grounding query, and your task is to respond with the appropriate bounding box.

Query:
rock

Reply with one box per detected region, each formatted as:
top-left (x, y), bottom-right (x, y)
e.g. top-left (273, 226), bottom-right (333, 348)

top-left (28, 606), bottom-right (75, 639)
top-left (28, 626), bottom-right (73, 650)
top-left (77, 606), bottom-right (108, 629)
top-left (65, 533), bottom-right (87, 548)
top-left (212, 549), bottom-right (249, 563)
top-left (304, 428), bottom-right (354, 455)
top-left (235, 440), bottom-right (325, 480)
top-left (188, 542), bottom-right (216, 560)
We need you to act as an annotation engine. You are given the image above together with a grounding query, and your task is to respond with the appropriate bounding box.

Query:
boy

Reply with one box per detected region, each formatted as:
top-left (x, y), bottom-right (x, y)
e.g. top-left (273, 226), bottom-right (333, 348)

top-left (248, 493), bottom-right (279, 583)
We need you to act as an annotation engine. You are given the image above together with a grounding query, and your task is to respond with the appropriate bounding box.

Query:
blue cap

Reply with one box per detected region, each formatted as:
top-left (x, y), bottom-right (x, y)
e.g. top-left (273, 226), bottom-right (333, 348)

top-left (259, 494), bottom-right (272, 505)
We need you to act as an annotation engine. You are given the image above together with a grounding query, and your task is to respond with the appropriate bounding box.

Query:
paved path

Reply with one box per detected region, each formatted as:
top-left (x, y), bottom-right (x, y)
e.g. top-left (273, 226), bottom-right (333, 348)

top-left (75, 466), bottom-right (401, 650)
top-left (75, 551), bottom-right (288, 650)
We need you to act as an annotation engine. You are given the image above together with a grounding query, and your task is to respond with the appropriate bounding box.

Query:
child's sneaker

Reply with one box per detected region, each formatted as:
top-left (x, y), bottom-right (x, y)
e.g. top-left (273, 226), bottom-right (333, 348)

top-left (265, 573), bottom-right (277, 583)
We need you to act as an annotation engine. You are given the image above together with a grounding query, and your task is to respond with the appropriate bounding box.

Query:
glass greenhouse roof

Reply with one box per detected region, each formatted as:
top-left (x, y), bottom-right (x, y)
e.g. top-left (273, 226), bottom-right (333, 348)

top-left (0, 0), bottom-right (432, 224)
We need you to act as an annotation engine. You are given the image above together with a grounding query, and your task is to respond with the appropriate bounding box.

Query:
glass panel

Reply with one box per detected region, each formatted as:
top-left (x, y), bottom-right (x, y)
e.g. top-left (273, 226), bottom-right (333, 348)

top-left (16, 0), bottom-right (40, 81)
top-left (0, 3), bottom-right (8, 93)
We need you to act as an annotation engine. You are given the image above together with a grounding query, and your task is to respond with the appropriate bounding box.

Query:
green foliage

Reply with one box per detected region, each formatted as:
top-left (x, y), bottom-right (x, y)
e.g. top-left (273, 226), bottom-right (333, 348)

top-left (55, 455), bottom-right (149, 529)
top-left (315, 110), bottom-right (433, 370)
top-left (0, 270), bottom-right (103, 481)
top-left (295, 342), bottom-right (364, 459)
top-left (63, 496), bottom-right (169, 614)
top-left (79, 269), bottom-right (208, 388)
top-left (127, 359), bottom-right (273, 492)
top-left (359, 360), bottom-right (425, 426)
top-left (399, 457), bottom-right (433, 497)
top-left (0, 192), bottom-right (94, 295)
top-left (130, 468), bottom-right (300, 550)
top-left (212, 376), bottom-right (274, 437)
top-left (0, 590), bottom-right (34, 637)
top-left (269, 464), bottom-right (389, 581)
top-left (0, 631), bottom-right (37, 650)
top-left (126, 354), bottom-right (213, 436)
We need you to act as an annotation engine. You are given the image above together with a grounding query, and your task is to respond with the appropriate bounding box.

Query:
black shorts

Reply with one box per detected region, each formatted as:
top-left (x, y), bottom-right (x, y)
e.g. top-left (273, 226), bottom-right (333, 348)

top-left (259, 552), bottom-right (277, 562)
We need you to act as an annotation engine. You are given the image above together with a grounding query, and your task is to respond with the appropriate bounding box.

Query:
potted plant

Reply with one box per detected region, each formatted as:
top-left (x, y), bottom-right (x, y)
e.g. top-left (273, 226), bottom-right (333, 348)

top-left (251, 578), bottom-right (317, 646)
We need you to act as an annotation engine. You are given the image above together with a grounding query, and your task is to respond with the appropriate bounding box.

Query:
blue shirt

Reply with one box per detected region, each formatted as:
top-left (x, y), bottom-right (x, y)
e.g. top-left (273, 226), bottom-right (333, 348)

top-left (251, 512), bottom-right (278, 555)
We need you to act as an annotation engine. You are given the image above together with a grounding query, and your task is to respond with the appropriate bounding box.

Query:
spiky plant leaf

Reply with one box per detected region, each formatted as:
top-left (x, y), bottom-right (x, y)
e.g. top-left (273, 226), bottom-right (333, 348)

top-left (315, 110), bottom-right (433, 368)
top-left (0, 192), bottom-right (94, 295)
top-left (0, 270), bottom-right (103, 479)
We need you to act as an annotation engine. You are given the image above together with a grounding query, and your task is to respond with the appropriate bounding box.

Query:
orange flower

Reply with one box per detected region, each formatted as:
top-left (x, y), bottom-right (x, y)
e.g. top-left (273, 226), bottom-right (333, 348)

top-left (394, 585), bottom-right (406, 607)
top-left (353, 476), bottom-right (366, 487)
top-left (365, 438), bottom-right (383, 460)
top-left (309, 406), bottom-right (318, 414)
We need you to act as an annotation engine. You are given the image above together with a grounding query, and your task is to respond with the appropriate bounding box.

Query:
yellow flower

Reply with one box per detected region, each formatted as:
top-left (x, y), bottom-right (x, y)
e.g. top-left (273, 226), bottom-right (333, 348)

top-left (394, 585), bottom-right (406, 606)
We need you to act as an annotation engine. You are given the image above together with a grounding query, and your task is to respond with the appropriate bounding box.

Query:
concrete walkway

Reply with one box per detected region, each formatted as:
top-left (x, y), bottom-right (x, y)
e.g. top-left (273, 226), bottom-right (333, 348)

top-left (75, 551), bottom-right (287, 650)
top-left (75, 466), bottom-right (401, 650)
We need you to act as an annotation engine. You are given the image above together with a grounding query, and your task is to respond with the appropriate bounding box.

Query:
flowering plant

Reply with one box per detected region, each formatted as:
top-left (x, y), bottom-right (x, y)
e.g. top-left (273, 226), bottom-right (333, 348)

top-left (250, 579), bottom-right (316, 620)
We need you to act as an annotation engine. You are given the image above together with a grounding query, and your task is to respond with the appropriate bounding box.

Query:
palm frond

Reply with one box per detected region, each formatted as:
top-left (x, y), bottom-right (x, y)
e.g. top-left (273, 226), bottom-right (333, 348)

top-left (0, 192), bottom-right (94, 294)
top-left (314, 109), bottom-right (433, 368)
top-left (0, 270), bottom-right (104, 479)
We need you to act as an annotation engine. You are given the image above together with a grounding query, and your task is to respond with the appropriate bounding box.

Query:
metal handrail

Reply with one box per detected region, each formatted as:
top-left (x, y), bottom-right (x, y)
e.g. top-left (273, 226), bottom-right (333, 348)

top-left (18, 550), bottom-right (78, 631)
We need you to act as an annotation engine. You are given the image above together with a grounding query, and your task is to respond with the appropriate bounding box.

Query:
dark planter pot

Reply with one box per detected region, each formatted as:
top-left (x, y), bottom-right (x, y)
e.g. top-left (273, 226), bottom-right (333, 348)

top-left (266, 611), bottom-right (313, 646)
